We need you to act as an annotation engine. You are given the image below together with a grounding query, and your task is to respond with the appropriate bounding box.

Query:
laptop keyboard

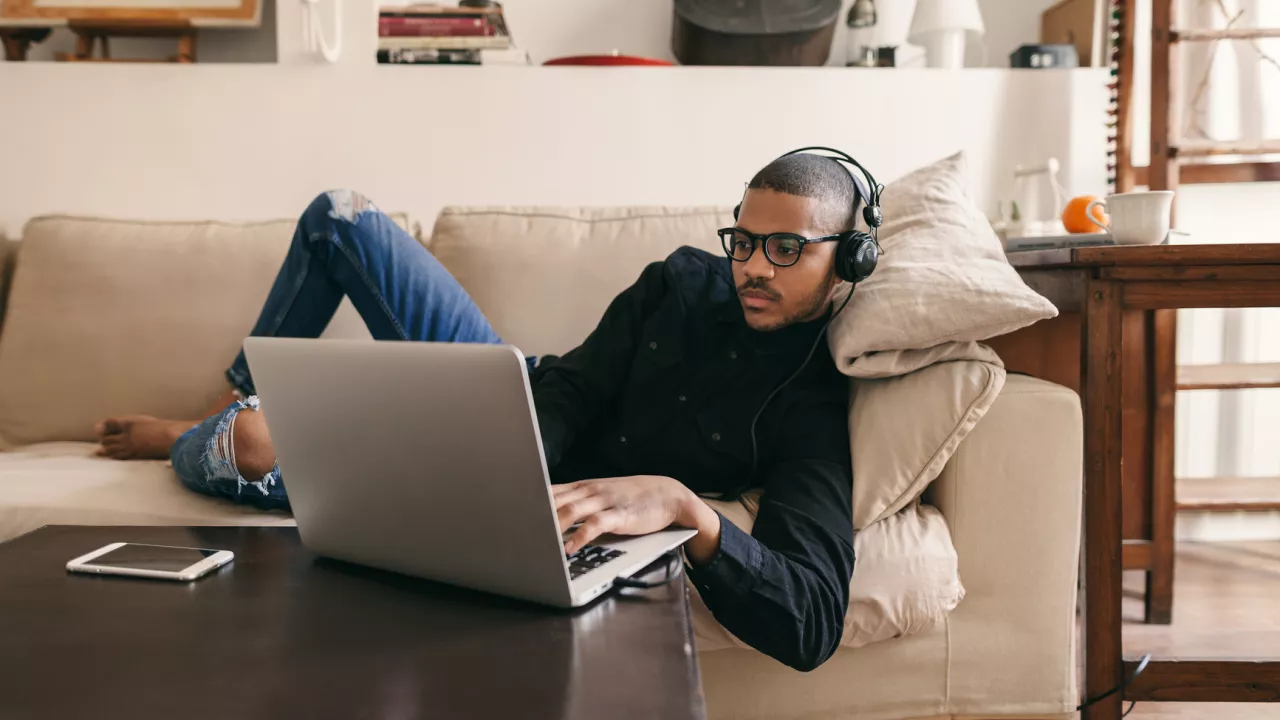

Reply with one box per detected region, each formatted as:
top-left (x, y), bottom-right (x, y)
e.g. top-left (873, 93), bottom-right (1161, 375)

top-left (567, 545), bottom-right (626, 579)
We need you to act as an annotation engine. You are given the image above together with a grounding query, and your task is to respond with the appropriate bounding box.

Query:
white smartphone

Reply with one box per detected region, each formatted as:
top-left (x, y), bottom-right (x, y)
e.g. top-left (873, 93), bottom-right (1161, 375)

top-left (66, 542), bottom-right (234, 582)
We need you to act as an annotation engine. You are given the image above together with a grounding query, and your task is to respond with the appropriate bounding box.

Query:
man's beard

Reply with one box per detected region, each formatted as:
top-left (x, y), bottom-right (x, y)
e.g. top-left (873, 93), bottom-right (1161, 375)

top-left (740, 273), bottom-right (839, 332)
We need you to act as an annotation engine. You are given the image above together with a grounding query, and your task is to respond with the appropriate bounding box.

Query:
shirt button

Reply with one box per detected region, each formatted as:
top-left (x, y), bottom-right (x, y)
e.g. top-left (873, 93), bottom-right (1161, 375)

top-left (649, 341), bottom-right (658, 350)
top-left (678, 395), bottom-right (687, 403)
top-left (729, 350), bottom-right (738, 360)
top-left (711, 432), bottom-right (722, 442)
top-left (619, 436), bottom-right (627, 444)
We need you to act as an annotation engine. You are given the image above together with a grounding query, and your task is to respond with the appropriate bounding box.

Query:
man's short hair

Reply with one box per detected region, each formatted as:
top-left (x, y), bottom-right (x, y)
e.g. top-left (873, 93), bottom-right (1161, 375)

top-left (747, 153), bottom-right (860, 233)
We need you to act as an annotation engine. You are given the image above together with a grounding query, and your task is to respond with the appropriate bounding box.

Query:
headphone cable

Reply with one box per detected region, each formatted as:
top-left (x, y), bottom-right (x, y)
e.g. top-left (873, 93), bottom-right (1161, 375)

top-left (747, 282), bottom-right (857, 479)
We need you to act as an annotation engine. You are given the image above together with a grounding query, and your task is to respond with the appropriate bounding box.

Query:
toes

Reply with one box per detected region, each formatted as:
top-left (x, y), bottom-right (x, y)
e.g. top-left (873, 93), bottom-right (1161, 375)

top-left (99, 439), bottom-right (131, 460)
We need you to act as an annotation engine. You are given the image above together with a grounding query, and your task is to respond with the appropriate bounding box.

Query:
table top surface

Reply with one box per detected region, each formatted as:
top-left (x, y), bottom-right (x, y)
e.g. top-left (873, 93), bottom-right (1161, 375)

top-left (0, 526), bottom-right (705, 720)
top-left (1007, 242), bottom-right (1280, 269)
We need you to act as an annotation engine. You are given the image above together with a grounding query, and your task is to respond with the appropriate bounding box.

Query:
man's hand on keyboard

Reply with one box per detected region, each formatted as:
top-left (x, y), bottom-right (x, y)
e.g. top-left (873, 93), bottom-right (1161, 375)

top-left (553, 475), bottom-right (717, 557)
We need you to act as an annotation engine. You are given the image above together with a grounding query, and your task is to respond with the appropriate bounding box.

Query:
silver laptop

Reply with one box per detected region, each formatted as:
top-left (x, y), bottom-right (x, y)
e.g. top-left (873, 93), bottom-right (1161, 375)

top-left (242, 337), bottom-right (696, 608)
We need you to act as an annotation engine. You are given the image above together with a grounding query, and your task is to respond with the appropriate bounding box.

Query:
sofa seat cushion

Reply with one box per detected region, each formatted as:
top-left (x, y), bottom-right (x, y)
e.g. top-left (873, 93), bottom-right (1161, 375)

top-left (693, 494), bottom-right (963, 652)
top-left (0, 442), bottom-right (293, 542)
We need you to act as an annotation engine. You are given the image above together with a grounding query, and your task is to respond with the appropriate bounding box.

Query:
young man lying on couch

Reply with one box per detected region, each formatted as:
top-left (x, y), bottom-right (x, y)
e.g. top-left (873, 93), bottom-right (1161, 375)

top-left (95, 150), bottom-right (874, 672)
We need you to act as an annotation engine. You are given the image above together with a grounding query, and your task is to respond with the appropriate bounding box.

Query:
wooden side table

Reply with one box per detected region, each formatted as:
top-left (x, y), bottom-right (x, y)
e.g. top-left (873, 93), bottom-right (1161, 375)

top-left (0, 19), bottom-right (59, 61)
top-left (987, 243), bottom-right (1280, 720)
top-left (58, 20), bottom-right (197, 63)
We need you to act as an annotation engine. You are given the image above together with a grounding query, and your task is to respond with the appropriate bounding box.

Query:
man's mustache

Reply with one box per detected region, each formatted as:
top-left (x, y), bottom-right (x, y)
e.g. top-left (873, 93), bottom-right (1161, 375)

top-left (737, 279), bottom-right (781, 300)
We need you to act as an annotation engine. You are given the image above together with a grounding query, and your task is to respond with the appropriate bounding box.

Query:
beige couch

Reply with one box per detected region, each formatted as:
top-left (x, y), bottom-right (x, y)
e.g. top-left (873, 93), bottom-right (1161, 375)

top-left (0, 207), bottom-right (1082, 720)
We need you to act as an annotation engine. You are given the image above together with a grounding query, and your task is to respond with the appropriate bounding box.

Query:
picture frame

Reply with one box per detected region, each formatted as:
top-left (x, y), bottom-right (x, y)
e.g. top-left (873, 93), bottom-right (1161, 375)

top-left (0, 0), bottom-right (260, 25)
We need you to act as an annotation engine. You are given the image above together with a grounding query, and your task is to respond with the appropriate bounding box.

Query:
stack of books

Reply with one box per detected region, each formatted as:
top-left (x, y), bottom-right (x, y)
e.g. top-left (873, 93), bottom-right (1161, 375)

top-left (378, 4), bottom-right (528, 65)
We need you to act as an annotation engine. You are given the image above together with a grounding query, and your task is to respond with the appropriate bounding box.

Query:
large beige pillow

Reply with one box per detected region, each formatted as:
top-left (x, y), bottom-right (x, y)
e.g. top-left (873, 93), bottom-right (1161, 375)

top-left (828, 152), bottom-right (1056, 367)
top-left (850, 357), bottom-right (1006, 530)
top-left (692, 495), bottom-right (963, 652)
top-left (0, 214), bottom-right (411, 448)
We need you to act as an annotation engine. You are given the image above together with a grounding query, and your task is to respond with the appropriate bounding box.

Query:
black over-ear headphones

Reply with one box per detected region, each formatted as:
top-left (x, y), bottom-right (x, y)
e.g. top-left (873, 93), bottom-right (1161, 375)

top-left (733, 146), bottom-right (884, 284)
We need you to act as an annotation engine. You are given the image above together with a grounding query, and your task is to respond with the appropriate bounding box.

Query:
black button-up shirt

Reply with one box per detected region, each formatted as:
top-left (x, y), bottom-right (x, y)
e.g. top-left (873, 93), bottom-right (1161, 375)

top-left (530, 247), bottom-right (855, 671)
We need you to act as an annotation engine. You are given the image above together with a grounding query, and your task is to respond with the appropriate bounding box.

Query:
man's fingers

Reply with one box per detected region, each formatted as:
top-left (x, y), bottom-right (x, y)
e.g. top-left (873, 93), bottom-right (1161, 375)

top-left (551, 481), bottom-right (585, 497)
top-left (556, 495), bottom-right (611, 533)
top-left (552, 485), bottom-right (594, 510)
top-left (565, 510), bottom-right (623, 556)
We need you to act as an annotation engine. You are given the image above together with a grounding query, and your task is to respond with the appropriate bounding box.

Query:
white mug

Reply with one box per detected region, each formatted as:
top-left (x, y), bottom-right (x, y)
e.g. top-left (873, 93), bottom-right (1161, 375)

top-left (1086, 191), bottom-right (1174, 245)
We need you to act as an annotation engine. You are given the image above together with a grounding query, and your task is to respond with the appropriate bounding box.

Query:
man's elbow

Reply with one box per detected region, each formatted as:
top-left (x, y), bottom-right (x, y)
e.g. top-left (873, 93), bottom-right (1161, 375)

top-left (779, 639), bottom-right (840, 672)
top-left (778, 610), bottom-right (846, 672)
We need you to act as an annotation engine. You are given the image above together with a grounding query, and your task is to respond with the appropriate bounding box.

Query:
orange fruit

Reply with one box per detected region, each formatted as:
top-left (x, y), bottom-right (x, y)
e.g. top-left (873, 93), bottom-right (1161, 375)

top-left (1062, 195), bottom-right (1109, 234)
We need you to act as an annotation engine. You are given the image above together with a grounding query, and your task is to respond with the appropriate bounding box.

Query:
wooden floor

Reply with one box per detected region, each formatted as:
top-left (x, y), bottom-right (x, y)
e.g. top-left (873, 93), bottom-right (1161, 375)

top-left (1119, 540), bottom-right (1280, 719)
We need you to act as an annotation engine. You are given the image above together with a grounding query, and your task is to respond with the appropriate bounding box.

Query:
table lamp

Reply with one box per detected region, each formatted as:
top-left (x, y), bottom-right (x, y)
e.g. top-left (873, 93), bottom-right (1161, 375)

top-left (908, 0), bottom-right (985, 69)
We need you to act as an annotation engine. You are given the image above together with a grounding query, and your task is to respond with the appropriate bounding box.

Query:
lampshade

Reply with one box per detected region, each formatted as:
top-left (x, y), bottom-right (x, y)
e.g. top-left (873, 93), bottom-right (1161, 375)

top-left (908, 0), bottom-right (985, 43)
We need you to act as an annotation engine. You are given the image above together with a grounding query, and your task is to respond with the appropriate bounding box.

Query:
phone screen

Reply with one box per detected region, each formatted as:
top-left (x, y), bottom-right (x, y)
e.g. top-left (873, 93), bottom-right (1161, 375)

top-left (86, 544), bottom-right (221, 572)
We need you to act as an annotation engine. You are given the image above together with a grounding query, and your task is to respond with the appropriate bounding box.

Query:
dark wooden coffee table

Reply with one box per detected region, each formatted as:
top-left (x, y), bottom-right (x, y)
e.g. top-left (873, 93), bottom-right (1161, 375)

top-left (0, 526), bottom-right (706, 720)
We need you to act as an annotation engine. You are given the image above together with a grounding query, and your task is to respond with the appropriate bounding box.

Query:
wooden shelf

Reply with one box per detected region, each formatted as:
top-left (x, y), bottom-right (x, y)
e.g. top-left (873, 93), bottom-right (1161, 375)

top-left (1177, 476), bottom-right (1280, 512)
top-left (1134, 160), bottom-right (1280, 185)
top-left (1174, 139), bottom-right (1280, 158)
top-left (1172, 27), bottom-right (1280, 42)
top-left (1177, 362), bottom-right (1280, 391)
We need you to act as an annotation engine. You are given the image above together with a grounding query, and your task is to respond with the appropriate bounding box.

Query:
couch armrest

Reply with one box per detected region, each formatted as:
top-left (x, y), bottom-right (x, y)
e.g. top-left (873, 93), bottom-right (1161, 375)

top-left (926, 373), bottom-right (1083, 715)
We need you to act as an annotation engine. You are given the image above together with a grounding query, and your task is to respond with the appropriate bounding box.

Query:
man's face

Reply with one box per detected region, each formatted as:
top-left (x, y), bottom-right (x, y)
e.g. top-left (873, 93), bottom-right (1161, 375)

top-left (731, 189), bottom-right (840, 332)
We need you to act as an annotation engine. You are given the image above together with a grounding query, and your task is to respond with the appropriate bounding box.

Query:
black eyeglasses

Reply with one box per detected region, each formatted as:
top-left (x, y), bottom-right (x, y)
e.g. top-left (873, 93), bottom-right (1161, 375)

top-left (718, 227), bottom-right (847, 268)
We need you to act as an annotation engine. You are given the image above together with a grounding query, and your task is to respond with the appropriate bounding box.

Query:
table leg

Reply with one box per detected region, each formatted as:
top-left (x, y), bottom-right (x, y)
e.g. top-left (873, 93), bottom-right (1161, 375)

top-left (1083, 279), bottom-right (1125, 720)
top-left (0, 28), bottom-right (52, 61)
top-left (1145, 309), bottom-right (1177, 624)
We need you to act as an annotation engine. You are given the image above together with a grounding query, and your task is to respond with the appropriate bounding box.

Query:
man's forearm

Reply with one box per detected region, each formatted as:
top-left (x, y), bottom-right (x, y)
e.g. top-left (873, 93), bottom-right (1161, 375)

top-left (679, 494), bottom-right (723, 566)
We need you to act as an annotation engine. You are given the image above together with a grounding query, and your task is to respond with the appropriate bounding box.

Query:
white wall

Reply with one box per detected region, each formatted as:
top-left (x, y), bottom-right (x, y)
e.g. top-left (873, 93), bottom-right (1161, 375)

top-left (0, 65), bottom-right (1108, 239)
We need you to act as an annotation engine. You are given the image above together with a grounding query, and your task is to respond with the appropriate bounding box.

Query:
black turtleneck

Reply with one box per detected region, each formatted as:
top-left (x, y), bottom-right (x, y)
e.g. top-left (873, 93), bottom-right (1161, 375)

top-left (530, 246), bottom-right (855, 673)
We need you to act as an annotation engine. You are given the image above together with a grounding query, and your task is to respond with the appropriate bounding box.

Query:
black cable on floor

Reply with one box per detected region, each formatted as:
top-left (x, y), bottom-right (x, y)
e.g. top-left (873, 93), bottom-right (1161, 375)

top-left (1076, 653), bottom-right (1151, 713)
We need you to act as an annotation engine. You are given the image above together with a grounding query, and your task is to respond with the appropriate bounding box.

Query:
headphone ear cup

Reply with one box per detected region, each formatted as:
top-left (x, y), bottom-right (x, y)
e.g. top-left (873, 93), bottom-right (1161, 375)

top-left (835, 232), bottom-right (878, 283)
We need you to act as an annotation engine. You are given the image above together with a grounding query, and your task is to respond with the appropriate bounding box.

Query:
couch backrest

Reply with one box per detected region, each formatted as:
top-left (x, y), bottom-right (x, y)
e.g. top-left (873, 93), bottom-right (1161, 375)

top-left (430, 206), bottom-right (728, 357)
top-left (0, 215), bottom-right (406, 447)
top-left (0, 208), bottom-right (725, 447)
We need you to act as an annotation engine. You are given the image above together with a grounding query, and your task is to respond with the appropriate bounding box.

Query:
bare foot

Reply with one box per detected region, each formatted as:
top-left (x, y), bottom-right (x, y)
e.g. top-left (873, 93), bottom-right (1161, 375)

top-left (95, 415), bottom-right (197, 460)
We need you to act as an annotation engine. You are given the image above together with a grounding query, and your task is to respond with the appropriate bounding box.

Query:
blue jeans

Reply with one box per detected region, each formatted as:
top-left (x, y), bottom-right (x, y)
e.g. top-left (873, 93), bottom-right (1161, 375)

top-left (170, 190), bottom-right (511, 511)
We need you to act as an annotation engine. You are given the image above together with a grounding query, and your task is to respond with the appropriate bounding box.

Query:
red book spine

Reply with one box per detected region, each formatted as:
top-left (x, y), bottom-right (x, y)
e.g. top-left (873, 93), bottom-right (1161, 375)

top-left (378, 16), bottom-right (491, 37)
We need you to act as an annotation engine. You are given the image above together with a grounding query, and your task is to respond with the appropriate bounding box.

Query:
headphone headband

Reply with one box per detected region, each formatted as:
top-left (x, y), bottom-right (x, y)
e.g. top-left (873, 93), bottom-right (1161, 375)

top-left (778, 142), bottom-right (880, 215)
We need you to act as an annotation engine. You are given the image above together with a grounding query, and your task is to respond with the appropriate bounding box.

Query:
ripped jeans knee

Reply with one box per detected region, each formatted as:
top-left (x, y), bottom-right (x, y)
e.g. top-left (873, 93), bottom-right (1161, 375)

top-left (170, 396), bottom-right (290, 512)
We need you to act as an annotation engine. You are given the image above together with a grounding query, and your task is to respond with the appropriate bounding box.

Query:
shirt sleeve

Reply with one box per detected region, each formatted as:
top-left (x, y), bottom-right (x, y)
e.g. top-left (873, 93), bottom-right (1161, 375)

top-left (684, 378), bottom-right (855, 672)
top-left (532, 260), bottom-right (668, 469)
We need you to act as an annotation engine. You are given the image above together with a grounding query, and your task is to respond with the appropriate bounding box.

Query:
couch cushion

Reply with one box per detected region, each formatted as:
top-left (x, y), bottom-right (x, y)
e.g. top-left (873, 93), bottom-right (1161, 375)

top-left (0, 442), bottom-right (293, 542)
top-left (429, 206), bottom-right (727, 357)
top-left (0, 215), bottom-right (404, 447)
top-left (694, 494), bottom-right (963, 651)
top-left (850, 357), bottom-right (1006, 529)
top-left (828, 152), bottom-right (1057, 367)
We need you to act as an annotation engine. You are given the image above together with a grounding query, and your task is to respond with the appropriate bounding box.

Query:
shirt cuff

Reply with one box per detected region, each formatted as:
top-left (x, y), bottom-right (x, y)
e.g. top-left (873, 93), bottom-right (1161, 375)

top-left (685, 511), bottom-right (760, 598)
